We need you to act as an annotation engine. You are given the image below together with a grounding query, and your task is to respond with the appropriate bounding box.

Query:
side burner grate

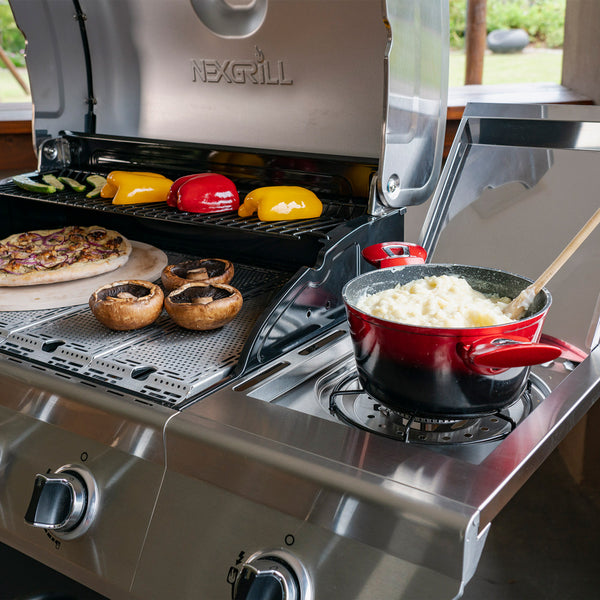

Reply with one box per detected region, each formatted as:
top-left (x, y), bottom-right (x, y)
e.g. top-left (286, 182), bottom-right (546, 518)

top-left (328, 372), bottom-right (550, 444)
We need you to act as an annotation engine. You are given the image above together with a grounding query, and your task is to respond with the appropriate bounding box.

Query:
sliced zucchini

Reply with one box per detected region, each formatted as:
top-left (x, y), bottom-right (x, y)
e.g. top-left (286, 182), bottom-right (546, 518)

top-left (12, 174), bottom-right (56, 194)
top-left (42, 173), bottom-right (65, 191)
top-left (58, 176), bottom-right (86, 192)
top-left (85, 174), bottom-right (107, 199)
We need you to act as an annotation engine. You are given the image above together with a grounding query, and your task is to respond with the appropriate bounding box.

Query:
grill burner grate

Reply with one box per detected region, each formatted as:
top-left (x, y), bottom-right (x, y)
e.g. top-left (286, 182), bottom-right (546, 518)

top-left (329, 372), bottom-right (550, 444)
top-left (0, 168), bottom-right (367, 241)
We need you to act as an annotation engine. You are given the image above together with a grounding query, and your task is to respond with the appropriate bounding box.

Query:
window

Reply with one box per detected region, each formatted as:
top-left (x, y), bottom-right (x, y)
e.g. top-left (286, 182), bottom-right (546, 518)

top-left (449, 0), bottom-right (566, 88)
top-left (0, 1), bottom-right (30, 104)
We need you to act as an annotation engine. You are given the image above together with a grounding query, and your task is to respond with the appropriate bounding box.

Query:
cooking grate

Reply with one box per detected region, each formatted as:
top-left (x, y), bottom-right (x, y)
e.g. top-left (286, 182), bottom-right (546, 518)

top-left (0, 169), bottom-right (366, 240)
top-left (84, 297), bottom-right (265, 404)
top-left (0, 254), bottom-right (288, 407)
top-left (327, 371), bottom-right (551, 444)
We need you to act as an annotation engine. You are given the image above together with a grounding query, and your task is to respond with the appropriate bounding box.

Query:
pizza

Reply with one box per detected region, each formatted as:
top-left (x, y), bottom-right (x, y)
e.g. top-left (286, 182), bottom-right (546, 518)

top-left (0, 225), bottom-right (132, 287)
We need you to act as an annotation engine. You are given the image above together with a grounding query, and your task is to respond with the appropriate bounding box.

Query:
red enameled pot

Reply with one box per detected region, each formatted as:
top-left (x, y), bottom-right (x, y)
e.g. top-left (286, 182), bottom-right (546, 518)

top-left (342, 243), bottom-right (562, 418)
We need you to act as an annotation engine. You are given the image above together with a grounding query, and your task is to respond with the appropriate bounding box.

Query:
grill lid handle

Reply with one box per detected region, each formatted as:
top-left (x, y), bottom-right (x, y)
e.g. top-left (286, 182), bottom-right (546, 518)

top-left (190, 0), bottom-right (267, 37)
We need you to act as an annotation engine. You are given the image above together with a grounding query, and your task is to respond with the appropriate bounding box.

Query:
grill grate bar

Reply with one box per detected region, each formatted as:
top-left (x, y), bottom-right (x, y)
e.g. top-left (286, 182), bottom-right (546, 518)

top-left (1, 170), bottom-right (366, 240)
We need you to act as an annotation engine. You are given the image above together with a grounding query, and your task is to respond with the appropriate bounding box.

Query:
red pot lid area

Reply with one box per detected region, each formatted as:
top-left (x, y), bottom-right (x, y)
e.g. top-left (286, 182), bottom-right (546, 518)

top-left (361, 242), bottom-right (427, 268)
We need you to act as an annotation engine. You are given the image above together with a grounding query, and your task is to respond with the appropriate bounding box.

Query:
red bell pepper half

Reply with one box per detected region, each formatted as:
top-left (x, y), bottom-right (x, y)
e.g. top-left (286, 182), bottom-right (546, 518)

top-left (166, 174), bottom-right (198, 207)
top-left (168, 173), bottom-right (240, 213)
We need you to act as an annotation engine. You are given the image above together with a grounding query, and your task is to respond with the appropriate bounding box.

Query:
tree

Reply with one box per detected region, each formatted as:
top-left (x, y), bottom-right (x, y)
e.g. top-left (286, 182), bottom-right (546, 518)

top-left (0, 1), bottom-right (26, 65)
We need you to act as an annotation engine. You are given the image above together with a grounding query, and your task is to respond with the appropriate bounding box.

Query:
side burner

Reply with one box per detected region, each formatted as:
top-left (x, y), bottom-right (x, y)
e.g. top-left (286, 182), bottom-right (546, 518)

top-left (328, 370), bottom-right (551, 444)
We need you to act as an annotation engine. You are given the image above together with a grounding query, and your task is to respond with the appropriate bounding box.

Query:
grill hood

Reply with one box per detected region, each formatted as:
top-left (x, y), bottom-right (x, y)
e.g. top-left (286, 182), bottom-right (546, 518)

top-left (10, 0), bottom-right (448, 209)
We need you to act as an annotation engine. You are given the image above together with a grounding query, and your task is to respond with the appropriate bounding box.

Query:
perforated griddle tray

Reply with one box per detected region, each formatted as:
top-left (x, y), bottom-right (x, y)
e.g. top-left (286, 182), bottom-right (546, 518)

top-left (0, 252), bottom-right (288, 408)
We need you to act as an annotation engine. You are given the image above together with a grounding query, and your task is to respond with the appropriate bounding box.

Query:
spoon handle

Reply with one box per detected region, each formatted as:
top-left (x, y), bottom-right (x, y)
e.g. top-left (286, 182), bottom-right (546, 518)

top-left (533, 207), bottom-right (600, 292)
top-left (506, 206), bottom-right (600, 319)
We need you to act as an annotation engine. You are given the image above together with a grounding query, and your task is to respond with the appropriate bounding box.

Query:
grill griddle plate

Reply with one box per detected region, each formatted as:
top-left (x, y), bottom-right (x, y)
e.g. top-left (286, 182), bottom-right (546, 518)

top-left (0, 253), bottom-right (288, 407)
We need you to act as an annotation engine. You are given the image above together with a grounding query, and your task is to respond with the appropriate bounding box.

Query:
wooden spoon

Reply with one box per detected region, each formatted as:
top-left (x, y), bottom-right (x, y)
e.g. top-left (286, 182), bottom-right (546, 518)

top-left (504, 206), bottom-right (600, 320)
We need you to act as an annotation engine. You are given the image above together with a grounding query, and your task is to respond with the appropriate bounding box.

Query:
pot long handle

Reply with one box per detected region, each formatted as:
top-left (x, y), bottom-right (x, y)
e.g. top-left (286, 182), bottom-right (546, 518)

top-left (465, 336), bottom-right (563, 369)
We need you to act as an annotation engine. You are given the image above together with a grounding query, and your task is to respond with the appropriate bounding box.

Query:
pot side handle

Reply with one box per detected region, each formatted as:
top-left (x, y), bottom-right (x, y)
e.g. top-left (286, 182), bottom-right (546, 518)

top-left (539, 333), bottom-right (588, 363)
top-left (362, 242), bottom-right (427, 268)
top-left (464, 336), bottom-right (563, 369)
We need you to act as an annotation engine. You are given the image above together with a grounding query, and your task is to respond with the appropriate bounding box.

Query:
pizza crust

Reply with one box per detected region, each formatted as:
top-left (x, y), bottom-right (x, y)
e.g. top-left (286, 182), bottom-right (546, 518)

top-left (0, 226), bottom-right (132, 287)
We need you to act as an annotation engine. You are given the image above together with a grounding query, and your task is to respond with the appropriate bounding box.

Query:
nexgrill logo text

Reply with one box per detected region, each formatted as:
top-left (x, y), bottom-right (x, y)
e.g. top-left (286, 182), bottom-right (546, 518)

top-left (191, 47), bottom-right (292, 85)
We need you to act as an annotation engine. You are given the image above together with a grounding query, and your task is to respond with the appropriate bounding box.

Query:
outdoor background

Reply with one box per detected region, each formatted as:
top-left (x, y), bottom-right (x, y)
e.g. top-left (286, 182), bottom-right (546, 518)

top-left (0, 0), bottom-right (567, 102)
top-left (0, 0), bottom-right (28, 102)
top-left (450, 0), bottom-right (565, 86)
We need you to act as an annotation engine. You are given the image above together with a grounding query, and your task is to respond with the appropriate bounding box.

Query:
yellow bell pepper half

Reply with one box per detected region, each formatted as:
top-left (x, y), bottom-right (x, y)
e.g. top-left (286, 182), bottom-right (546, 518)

top-left (238, 186), bottom-right (323, 221)
top-left (101, 171), bottom-right (174, 205)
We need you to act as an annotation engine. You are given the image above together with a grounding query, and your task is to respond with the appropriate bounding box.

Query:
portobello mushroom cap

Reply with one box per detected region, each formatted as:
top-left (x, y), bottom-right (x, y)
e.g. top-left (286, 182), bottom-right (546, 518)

top-left (164, 282), bottom-right (243, 330)
top-left (161, 258), bottom-right (234, 292)
top-left (89, 280), bottom-right (164, 330)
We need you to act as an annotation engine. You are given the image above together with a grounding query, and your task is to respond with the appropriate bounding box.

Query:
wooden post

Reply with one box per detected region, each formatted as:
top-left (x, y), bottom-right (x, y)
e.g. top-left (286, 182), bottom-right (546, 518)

top-left (465, 0), bottom-right (487, 85)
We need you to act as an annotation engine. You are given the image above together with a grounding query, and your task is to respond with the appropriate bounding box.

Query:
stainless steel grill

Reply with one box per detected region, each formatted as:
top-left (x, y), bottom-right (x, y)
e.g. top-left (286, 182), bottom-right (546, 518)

top-left (0, 1), bottom-right (598, 600)
top-left (0, 0), bottom-right (450, 595)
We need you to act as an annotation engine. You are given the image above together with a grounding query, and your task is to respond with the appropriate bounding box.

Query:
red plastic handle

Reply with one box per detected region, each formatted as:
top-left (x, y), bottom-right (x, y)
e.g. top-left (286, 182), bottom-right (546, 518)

top-left (465, 336), bottom-right (563, 370)
top-left (361, 242), bottom-right (427, 268)
top-left (539, 334), bottom-right (588, 363)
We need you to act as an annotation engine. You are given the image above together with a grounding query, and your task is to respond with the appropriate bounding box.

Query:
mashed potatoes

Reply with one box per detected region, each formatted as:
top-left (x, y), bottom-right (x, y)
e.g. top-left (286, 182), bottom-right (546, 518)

top-left (355, 274), bottom-right (514, 328)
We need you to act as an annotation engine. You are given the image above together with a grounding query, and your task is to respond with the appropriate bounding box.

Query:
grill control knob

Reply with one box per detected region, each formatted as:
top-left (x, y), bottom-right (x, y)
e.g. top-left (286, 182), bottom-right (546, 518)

top-left (24, 466), bottom-right (97, 537)
top-left (233, 556), bottom-right (300, 600)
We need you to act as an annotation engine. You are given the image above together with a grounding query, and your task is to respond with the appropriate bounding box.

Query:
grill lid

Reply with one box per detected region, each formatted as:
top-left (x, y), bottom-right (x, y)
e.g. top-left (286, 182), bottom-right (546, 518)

top-left (9, 0), bottom-right (448, 208)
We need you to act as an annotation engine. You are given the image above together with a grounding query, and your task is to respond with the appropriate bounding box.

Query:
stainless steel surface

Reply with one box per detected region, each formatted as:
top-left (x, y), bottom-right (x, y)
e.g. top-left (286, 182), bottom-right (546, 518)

top-left (10, 0), bottom-right (448, 209)
top-left (0, 318), bottom-right (597, 598)
top-left (1, 3), bottom-right (598, 597)
top-left (134, 345), bottom-right (485, 598)
top-left (132, 329), bottom-right (598, 598)
top-left (378, 0), bottom-right (449, 207)
top-left (0, 253), bottom-right (285, 407)
top-left (0, 359), bottom-right (173, 598)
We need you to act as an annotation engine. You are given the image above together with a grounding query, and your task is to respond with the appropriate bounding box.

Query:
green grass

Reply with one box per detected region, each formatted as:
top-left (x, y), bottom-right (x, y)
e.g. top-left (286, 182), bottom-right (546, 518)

top-left (449, 49), bottom-right (563, 87)
top-left (0, 68), bottom-right (31, 102)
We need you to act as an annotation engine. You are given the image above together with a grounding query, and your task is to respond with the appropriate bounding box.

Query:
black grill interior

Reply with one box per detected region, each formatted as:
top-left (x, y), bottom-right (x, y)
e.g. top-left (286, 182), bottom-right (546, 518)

top-left (0, 133), bottom-right (376, 270)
